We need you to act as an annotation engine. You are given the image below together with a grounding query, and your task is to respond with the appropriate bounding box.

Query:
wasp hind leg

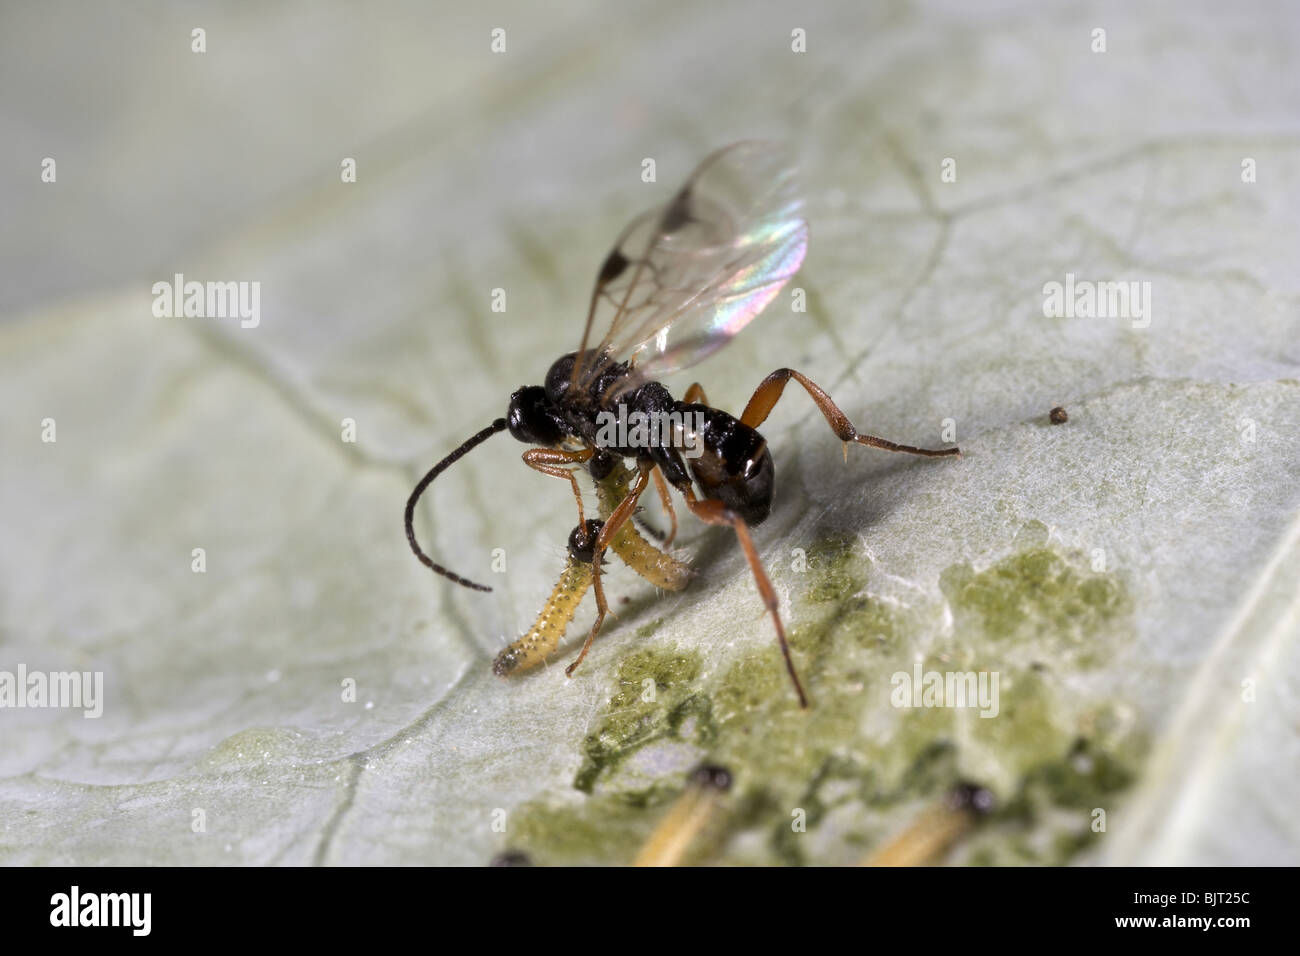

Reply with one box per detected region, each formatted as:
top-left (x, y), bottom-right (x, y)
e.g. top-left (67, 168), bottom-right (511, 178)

top-left (740, 368), bottom-right (959, 459)
top-left (682, 382), bottom-right (711, 406)
top-left (680, 487), bottom-right (808, 709)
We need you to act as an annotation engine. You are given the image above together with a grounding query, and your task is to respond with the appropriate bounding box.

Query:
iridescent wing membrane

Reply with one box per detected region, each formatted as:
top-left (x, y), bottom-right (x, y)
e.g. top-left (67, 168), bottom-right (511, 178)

top-left (573, 141), bottom-right (808, 399)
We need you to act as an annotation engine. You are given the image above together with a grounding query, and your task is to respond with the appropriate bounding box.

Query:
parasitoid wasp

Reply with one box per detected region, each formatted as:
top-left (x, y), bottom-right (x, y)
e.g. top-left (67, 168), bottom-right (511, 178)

top-left (405, 141), bottom-right (959, 708)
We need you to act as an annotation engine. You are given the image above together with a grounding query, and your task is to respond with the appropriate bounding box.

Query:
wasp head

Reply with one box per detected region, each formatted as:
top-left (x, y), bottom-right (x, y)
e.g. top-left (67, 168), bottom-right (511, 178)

top-left (506, 385), bottom-right (567, 446)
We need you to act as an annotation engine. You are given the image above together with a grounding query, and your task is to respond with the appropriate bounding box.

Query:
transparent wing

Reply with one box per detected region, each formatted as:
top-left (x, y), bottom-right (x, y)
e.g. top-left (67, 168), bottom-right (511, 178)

top-left (573, 141), bottom-right (808, 398)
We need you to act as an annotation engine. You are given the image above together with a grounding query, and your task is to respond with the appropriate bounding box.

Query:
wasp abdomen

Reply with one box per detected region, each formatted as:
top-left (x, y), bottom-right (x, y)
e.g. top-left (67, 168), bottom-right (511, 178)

top-left (677, 403), bottom-right (775, 526)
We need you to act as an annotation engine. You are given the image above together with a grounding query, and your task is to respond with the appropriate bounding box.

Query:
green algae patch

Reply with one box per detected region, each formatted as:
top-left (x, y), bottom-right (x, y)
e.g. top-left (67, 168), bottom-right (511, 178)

top-left (504, 788), bottom-right (675, 866)
top-left (939, 523), bottom-right (1131, 656)
top-left (508, 527), bottom-right (1147, 865)
top-left (801, 537), bottom-right (869, 604)
top-left (572, 632), bottom-right (707, 794)
top-left (959, 714), bottom-right (1147, 865)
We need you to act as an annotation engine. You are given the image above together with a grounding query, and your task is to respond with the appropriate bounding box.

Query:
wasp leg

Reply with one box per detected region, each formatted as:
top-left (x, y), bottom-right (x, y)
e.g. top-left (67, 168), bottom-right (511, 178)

top-left (595, 461), bottom-right (692, 592)
top-left (649, 466), bottom-right (680, 548)
top-left (680, 486), bottom-right (808, 709)
top-left (739, 368), bottom-right (960, 460)
top-left (493, 520), bottom-right (602, 677)
top-left (637, 383), bottom-right (707, 546)
top-left (565, 463), bottom-right (653, 677)
top-left (629, 467), bottom-right (680, 545)
top-left (522, 446), bottom-right (595, 524)
top-left (682, 382), bottom-right (711, 406)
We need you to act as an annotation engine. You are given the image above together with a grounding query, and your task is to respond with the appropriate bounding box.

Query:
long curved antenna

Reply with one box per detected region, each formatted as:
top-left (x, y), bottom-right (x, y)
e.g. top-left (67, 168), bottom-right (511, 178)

top-left (405, 418), bottom-right (508, 592)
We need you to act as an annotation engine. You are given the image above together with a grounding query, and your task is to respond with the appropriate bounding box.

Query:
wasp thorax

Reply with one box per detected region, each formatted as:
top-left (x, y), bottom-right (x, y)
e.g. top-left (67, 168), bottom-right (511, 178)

top-left (543, 351), bottom-right (581, 404)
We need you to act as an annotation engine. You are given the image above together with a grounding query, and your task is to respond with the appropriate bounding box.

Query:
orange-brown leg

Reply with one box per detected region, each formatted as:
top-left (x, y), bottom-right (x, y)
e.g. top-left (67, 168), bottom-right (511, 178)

top-left (565, 461), bottom-right (652, 677)
top-left (522, 446), bottom-right (595, 524)
top-left (740, 369), bottom-right (959, 459)
top-left (683, 382), bottom-right (711, 406)
top-left (596, 460), bottom-right (692, 590)
top-left (650, 466), bottom-right (679, 548)
top-left (668, 383), bottom-right (710, 548)
top-left (681, 487), bottom-right (808, 709)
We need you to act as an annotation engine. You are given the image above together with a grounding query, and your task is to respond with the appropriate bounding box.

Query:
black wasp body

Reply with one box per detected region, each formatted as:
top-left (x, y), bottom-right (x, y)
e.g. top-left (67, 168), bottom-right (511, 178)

top-left (405, 142), bottom-right (959, 708)
top-left (508, 350), bottom-right (775, 526)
